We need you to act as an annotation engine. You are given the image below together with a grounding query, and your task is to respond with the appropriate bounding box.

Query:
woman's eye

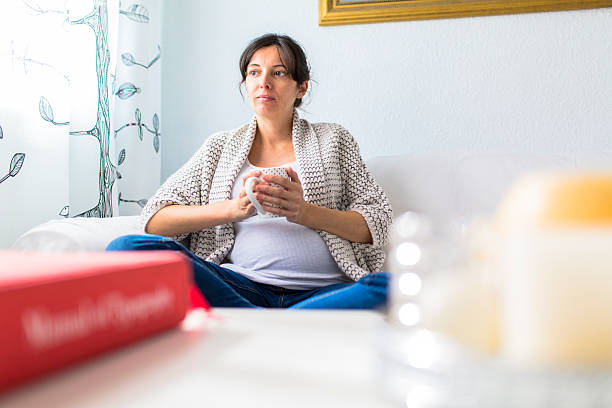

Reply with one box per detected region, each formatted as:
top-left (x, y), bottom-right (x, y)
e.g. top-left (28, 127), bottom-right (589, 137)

top-left (274, 71), bottom-right (287, 77)
top-left (249, 70), bottom-right (259, 76)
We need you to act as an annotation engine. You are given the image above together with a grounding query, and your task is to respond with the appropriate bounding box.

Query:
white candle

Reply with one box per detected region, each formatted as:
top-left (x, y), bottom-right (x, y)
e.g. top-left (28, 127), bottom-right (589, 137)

top-left (500, 229), bottom-right (612, 367)
top-left (496, 172), bottom-right (612, 367)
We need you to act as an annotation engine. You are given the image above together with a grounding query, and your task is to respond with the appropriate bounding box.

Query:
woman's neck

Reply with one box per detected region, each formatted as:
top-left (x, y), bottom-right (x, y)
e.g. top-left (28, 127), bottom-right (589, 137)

top-left (254, 112), bottom-right (293, 145)
top-left (249, 112), bottom-right (296, 166)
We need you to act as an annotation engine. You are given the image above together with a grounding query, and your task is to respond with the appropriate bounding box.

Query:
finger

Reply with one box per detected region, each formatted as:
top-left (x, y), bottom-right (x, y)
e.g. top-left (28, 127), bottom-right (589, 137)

top-left (244, 197), bottom-right (258, 211)
top-left (242, 170), bottom-right (262, 185)
top-left (255, 184), bottom-right (287, 197)
top-left (243, 178), bottom-right (267, 192)
top-left (241, 194), bottom-right (252, 204)
top-left (286, 167), bottom-right (301, 184)
top-left (256, 193), bottom-right (284, 207)
top-left (239, 190), bottom-right (258, 200)
top-left (247, 203), bottom-right (257, 215)
top-left (243, 170), bottom-right (261, 180)
top-left (241, 197), bottom-right (253, 209)
top-left (260, 204), bottom-right (286, 216)
top-left (262, 174), bottom-right (291, 188)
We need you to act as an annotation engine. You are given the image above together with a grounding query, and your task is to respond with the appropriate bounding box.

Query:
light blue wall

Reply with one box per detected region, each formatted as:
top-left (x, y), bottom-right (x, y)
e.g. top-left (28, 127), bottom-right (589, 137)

top-left (161, 1), bottom-right (612, 181)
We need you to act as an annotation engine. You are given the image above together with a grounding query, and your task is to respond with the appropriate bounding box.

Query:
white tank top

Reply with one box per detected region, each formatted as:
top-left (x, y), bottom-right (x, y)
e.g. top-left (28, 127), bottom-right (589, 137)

top-left (220, 159), bottom-right (350, 290)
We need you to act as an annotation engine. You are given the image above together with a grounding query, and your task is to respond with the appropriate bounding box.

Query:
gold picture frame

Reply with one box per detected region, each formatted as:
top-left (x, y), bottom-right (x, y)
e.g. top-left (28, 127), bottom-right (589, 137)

top-left (319, 0), bottom-right (612, 26)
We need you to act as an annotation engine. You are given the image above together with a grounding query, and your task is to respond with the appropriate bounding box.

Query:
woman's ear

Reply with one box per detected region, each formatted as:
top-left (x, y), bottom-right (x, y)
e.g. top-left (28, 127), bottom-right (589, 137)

top-left (297, 81), bottom-right (309, 98)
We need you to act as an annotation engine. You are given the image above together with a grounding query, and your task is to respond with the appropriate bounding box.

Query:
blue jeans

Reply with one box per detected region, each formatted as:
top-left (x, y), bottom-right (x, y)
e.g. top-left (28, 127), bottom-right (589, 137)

top-left (106, 234), bottom-right (388, 310)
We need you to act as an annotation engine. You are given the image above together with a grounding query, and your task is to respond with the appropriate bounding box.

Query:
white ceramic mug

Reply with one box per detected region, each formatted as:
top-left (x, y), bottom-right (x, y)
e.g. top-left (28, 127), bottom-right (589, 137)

top-left (245, 167), bottom-right (290, 217)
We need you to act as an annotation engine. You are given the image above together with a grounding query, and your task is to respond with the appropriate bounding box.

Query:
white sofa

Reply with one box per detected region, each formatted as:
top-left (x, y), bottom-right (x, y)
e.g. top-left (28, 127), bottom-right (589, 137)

top-left (12, 151), bottom-right (611, 251)
top-left (9, 151), bottom-right (612, 408)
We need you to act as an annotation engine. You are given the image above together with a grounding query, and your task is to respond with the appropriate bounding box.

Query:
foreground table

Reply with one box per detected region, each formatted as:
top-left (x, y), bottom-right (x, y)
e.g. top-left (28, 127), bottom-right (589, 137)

top-left (0, 308), bottom-right (396, 408)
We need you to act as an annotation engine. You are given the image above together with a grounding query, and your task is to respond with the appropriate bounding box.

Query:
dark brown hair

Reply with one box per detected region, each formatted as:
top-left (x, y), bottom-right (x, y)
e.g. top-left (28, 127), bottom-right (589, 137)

top-left (239, 33), bottom-right (310, 107)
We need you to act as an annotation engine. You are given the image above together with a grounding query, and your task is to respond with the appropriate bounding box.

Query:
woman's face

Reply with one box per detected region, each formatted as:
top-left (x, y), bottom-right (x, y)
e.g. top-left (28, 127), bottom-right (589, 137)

top-left (245, 46), bottom-right (307, 121)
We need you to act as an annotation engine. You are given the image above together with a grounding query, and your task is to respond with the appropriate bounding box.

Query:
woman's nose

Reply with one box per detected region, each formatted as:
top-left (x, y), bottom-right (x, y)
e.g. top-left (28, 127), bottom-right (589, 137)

top-left (259, 74), bottom-right (272, 89)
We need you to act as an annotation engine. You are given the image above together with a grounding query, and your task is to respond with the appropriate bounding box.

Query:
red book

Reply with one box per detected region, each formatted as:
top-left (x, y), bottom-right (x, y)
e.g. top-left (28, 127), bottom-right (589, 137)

top-left (0, 250), bottom-right (195, 392)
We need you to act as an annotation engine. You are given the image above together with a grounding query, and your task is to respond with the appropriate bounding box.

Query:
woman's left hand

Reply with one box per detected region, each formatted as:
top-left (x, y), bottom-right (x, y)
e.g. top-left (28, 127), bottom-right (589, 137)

top-left (256, 167), bottom-right (373, 243)
top-left (255, 167), bottom-right (309, 224)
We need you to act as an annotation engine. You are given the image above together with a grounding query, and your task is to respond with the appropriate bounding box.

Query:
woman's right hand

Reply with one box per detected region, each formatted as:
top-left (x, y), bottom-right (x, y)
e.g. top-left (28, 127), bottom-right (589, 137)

top-left (228, 170), bottom-right (262, 222)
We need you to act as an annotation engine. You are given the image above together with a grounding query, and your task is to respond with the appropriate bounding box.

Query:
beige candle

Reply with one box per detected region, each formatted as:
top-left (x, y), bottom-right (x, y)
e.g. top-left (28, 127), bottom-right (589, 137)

top-left (497, 173), bottom-right (612, 367)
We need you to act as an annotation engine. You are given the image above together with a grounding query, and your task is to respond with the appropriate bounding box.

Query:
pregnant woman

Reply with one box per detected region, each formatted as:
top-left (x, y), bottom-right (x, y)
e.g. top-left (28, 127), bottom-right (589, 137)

top-left (107, 33), bottom-right (392, 309)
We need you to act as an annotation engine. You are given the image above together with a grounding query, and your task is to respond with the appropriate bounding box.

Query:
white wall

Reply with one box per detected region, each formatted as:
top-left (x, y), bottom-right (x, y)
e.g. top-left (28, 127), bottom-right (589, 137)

top-left (161, 0), bottom-right (612, 180)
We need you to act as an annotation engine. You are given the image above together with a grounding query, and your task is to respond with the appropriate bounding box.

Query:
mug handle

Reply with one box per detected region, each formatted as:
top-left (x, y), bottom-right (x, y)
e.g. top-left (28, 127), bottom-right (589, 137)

top-left (245, 176), bottom-right (266, 215)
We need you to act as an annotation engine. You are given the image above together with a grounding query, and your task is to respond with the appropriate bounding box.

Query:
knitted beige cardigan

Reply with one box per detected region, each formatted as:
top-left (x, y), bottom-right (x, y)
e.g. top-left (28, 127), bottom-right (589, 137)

top-left (140, 110), bottom-right (392, 281)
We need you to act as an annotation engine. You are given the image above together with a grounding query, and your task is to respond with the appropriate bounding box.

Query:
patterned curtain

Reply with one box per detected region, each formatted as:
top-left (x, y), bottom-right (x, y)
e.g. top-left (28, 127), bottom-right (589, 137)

top-left (0, 0), bottom-right (161, 248)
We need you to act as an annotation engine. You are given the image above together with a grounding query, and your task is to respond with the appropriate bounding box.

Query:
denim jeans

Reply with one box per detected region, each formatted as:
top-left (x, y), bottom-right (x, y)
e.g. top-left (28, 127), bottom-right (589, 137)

top-left (106, 234), bottom-right (388, 310)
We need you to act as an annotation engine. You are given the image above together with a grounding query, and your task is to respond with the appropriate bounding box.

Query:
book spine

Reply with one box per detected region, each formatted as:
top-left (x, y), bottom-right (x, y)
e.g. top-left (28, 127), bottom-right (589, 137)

top-left (0, 259), bottom-right (190, 392)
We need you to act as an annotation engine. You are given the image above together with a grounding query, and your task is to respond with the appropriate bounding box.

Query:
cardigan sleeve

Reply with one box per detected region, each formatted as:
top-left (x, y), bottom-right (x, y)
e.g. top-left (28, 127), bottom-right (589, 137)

top-left (336, 126), bottom-right (393, 249)
top-left (139, 136), bottom-right (219, 241)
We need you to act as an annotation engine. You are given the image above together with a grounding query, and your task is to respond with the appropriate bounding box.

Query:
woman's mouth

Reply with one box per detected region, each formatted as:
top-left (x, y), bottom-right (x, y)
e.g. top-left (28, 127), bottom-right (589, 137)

top-left (257, 95), bottom-right (275, 101)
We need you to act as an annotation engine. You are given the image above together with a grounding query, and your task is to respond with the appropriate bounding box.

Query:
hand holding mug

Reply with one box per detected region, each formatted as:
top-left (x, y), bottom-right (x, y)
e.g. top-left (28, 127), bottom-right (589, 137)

top-left (248, 167), bottom-right (308, 223)
top-left (244, 167), bottom-right (290, 217)
top-left (228, 170), bottom-right (262, 221)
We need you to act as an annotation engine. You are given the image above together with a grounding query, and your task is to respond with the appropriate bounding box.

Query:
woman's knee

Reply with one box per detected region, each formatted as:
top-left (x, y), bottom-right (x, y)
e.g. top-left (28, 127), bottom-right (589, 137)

top-left (106, 234), bottom-right (173, 251)
top-left (358, 272), bottom-right (390, 289)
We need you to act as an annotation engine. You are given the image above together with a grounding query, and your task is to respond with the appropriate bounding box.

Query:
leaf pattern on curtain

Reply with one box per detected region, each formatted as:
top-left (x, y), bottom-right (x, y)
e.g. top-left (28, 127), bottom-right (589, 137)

top-left (120, 3), bottom-right (150, 23)
top-left (0, 0), bottom-right (161, 247)
top-left (0, 124), bottom-right (26, 186)
top-left (115, 82), bottom-right (140, 99)
top-left (39, 96), bottom-right (69, 125)
top-left (121, 45), bottom-right (160, 69)
top-left (119, 192), bottom-right (148, 208)
top-left (114, 3), bottom-right (162, 212)
top-left (114, 108), bottom-right (160, 145)
top-left (0, 153), bottom-right (26, 185)
top-left (59, 205), bottom-right (69, 217)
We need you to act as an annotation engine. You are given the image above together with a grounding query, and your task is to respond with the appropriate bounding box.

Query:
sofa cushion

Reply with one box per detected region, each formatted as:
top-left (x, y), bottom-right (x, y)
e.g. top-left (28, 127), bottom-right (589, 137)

top-left (367, 152), bottom-right (583, 221)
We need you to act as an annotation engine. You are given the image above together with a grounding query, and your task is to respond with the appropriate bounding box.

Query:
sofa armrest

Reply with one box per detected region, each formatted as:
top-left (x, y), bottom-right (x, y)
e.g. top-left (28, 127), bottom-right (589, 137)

top-left (12, 216), bottom-right (142, 252)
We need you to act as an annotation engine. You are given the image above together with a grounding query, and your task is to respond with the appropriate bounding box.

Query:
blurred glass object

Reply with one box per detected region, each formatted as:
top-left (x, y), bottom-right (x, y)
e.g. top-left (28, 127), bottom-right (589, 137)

top-left (378, 201), bottom-right (612, 407)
